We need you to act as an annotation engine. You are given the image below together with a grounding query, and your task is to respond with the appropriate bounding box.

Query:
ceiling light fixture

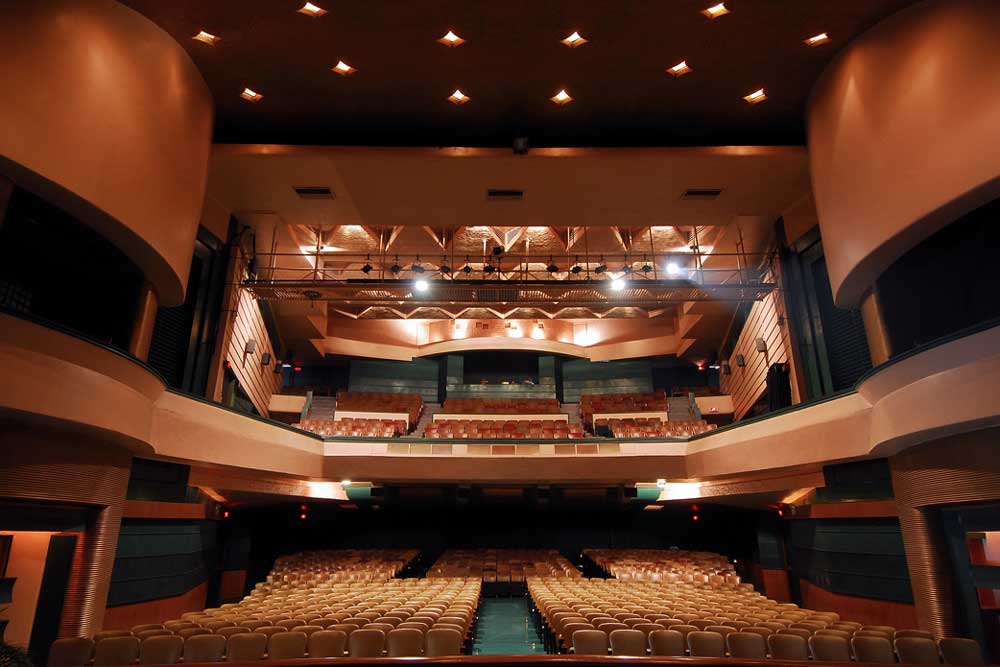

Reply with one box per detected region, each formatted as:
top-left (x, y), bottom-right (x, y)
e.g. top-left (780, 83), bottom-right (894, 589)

top-left (448, 89), bottom-right (470, 105)
top-left (804, 32), bottom-right (830, 47)
top-left (666, 262), bottom-right (680, 276)
top-left (611, 278), bottom-right (626, 291)
top-left (438, 30), bottom-right (465, 47)
top-left (561, 31), bottom-right (588, 48)
top-left (332, 60), bottom-right (356, 76)
top-left (701, 2), bottom-right (730, 19)
top-left (240, 88), bottom-right (264, 103)
top-left (570, 265), bottom-right (582, 274)
top-left (414, 279), bottom-right (429, 293)
top-left (551, 89), bottom-right (573, 105)
top-left (297, 2), bottom-right (327, 17)
top-left (667, 60), bottom-right (692, 77)
top-left (743, 88), bottom-right (767, 104)
top-left (192, 30), bottom-right (221, 46)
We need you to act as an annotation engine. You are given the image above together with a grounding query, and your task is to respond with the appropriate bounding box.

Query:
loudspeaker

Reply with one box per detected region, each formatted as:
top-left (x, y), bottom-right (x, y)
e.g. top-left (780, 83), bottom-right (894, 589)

top-left (260, 352), bottom-right (272, 366)
top-left (735, 354), bottom-right (745, 367)
top-left (754, 337), bottom-right (768, 352)
top-left (244, 340), bottom-right (256, 354)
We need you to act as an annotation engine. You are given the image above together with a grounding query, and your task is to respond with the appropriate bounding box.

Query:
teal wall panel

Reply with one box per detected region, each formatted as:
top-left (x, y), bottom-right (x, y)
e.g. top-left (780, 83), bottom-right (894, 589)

top-left (348, 358), bottom-right (440, 402)
top-left (561, 359), bottom-right (654, 403)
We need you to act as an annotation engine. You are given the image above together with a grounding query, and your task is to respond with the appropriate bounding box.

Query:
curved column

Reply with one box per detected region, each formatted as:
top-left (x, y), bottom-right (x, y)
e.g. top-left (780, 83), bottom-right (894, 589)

top-left (807, 0), bottom-right (1000, 307)
top-left (0, 1), bottom-right (214, 305)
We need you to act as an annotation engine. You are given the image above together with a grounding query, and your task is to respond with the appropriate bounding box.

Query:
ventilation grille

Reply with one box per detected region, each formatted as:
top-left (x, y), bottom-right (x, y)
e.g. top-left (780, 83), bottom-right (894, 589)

top-left (487, 188), bottom-right (525, 201)
top-left (681, 188), bottom-right (723, 200)
top-left (293, 186), bottom-right (335, 199)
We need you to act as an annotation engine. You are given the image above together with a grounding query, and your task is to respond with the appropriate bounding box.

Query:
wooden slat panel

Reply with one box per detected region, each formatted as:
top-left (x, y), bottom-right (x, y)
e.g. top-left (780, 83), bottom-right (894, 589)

top-left (225, 289), bottom-right (281, 417)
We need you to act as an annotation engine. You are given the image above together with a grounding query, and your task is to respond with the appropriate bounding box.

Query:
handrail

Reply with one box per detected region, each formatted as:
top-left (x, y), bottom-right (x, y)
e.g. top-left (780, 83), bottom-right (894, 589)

top-left (302, 389), bottom-right (314, 422)
top-left (166, 388), bottom-right (325, 442)
top-left (688, 392), bottom-right (702, 420)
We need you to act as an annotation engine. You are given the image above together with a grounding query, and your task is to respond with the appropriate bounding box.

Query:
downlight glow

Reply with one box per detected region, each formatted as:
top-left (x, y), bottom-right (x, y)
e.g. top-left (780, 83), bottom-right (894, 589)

top-left (561, 31), bottom-right (588, 48)
top-left (804, 32), bottom-right (830, 47)
top-left (414, 279), bottom-right (429, 293)
top-left (240, 88), bottom-right (264, 103)
top-left (438, 30), bottom-right (466, 47)
top-left (193, 30), bottom-right (221, 46)
top-left (701, 3), bottom-right (730, 19)
top-left (332, 61), bottom-right (357, 76)
top-left (611, 278), bottom-right (626, 291)
top-left (743, 88), bottom-right (767, 104)
top-left (448, 89), bottom-right (470, 105)
top-left (551, 89), bottom-right (573, 105)
top-left (667, 61), bottom-right (692, 77)
top-left (298, 2), bottom-right (327, 17)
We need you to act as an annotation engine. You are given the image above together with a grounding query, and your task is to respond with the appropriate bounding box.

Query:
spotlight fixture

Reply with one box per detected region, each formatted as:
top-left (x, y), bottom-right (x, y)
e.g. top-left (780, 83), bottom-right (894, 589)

top-left (641, 263), bottom-right (652, 273)
top-left (546, 262), bottom-right (560, 273)
top-left (611, 278), bottom-right (626, 291)
top-left (491, 246), bottom-right (504, 256)
top-left (193, 30), bottom-right (221, 46)
top-left (411, 263), bottom-right (426, 274)
top-left (594, 262), bottom-right (607, 274)
top-left (701, 2), bottom-right (730, 19)
top-left (361, 259), bottom-right (373, 274)
top-left (561, 31), bottom-right (588, 48)
top-left (570, 264), bottom-right (582, 274)
top-left (743, 88), bottom-right (767, 105)
top-left (804, 32), bottom-right (830, 47)
top-left (448, 89), bottom-right (470, 105)
top-left (390, 263), bottom-right (402, 274)
top-left (439, 262), bottom-right (452, 274)
top-left (240, 88), bottom-right (264, 103)
top-left (621, 264), bottom-right (632, 274)
top-left (297, 2), bottom-right (327, 17)
top-left (667, 60), bottom-right (692, 77)
top-left (438, 30), bottom-right (465, 47)
top-left (551, 89), bottom-right (573, 105)
top-left (482, 264), bottom-right (496, 274)
top-left (462, 264), bottom-right (473, 274)
top-left (414, 279), bottom-right (429, 292)
top-left (332, 60), bottom-right (357, 76)
top-left (666, 262), bottom-right (680, 276)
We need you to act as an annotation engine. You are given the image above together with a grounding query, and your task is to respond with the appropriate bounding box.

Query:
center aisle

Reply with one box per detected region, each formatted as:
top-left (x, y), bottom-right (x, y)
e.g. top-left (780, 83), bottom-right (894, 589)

top-left (471, 597), bottom-right (548, 655)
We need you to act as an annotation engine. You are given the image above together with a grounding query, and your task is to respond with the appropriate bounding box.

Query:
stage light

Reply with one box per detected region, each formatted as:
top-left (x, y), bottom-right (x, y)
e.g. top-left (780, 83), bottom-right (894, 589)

top-left (439, 263), bottom-right (452, 274)
top-left (414, 279), bottom-right (429, 292)
top-left (611, 278), bottom-right (626, 291)
top-left (412, 263), bottom-right (426, 273)
top-left (546, 262), bottom-right (559, 273)
top-left (483, 264), bottom-right (496, 273)
top-left (361, 263), bottom-right (373, 274)
top-left (570, 265), bottom-right (582, 274)
top-left (390, 263), bottom-right (402, 274)
top-left (595, 263), bottom-right (607, 274)
top-left (666, 262), bottom-right (680, 275)
top-left (641, 264), bottom-right (652, 273)
top-left (462, 265), bottom-right (473, 274)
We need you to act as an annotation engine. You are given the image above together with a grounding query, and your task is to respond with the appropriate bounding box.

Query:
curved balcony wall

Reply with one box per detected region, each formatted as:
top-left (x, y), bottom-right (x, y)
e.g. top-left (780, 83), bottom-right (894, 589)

top-left (0, 1), bottom-right (214, 305)
top-left (807, 0), bottom-right (1000, 307)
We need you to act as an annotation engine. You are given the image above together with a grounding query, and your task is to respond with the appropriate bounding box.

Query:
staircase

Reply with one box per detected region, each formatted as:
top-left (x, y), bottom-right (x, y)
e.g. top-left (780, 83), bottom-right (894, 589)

top-left (307, 395), bottom-right (337, 420)
top-left (667, 395), bottom-right (695, 421)
top-left (560, 403), bottom-right (584, 431)
top-left (412, 402), bottom-right (443, 436)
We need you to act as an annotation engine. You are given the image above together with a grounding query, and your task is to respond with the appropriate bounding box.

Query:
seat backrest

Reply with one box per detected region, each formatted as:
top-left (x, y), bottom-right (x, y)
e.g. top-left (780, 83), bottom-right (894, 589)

top-left (727, 632), bottom-right (766, 659)
top-left (131, 625), bottom-right (164, 634)
top-left (348, 628), bottom-right (385, 657)
top-left (183, 634), bottom-right (226, 663)
top-left (768, 633), bottom-right (809, 660)
top-left (93, 637), bottom-right (141, 666)
top-left (134, 629), bottom-right (170, 640)
top-left (939, 638), bottom-right (984, 665)
top-left (688, 631), bottom-right (725, 657)
top-left (648, 629), bottom-right (685, 657)
top-left (177, 628), bottom-right (212, 639)
top-left (809, 634), bottom-right (851, 661)
top-left (897, 630), bottom-right (936, 641)
top-left (424, 628), bottom-right (463, 657)
top-left (670, 624), bottom-right (699, 639)
top-left (387, 628), bottom-right (423, 657)
top-left (609, 629), bottom-right (647, 656)
top-left (307, 630), bottom-right (347, 658)
top-left (48, 637), bottom-right (94, 667)
top-left (852, 636), bottom-right (896, 663)
top-left (290, 625), bottom-right (323, 637)
top-left (216, 627), bottom-right (249, 638)
top-left (226, 632), bottom-right (267, 661)
top-left (267, 631), bottom-right (307, 660)
top-left (572, 629), bottom-right (609, 656)
top-left (139, 635), bottom-right (183, 665)
top-left (895, 637), bottom-right (942, 664)
top-left (93, 631), bottom-right (132, 643)
top-left (780, 627), bottom-right (813, 640)
top-left (254, 627), bottom-right (283, 638)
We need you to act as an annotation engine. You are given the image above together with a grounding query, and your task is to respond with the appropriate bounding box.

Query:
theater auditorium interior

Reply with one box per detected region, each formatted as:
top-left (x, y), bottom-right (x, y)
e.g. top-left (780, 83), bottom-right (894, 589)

top-left (1, 0), bottom-right (1000, 666)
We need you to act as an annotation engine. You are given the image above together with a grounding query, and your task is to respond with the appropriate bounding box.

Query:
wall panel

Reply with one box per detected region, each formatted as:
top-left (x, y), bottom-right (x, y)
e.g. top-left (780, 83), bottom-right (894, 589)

top-left (561, 359), bottom-right (653, 403)
top-left (225, 287), bottom-right (281, 417)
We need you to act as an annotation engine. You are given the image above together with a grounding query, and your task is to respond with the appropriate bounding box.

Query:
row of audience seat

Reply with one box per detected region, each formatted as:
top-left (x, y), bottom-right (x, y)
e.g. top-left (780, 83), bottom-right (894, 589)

top-left (296, 418), bottom-right (406, 438)
top-left (423, 420), bottom-right (586, 439)
top-left (335, 390), bottom-right (423, 424)
top-left (427, 549), bottom-right (581, 580)
top-left (441, 398), bottom-right (561, 414)
top-left (584, 548), bottom-right (736, 582)
top-left (264, 549), bottom-right (416, 585)
top-left (593, 417), bottom-right (716, 438)
top-left (579, 391), bottom-right (667, 424)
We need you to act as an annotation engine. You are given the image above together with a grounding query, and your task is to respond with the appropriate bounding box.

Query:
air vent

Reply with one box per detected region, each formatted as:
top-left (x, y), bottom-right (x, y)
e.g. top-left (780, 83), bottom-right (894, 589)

top-left (293, 186), bottom-right (335, 199)
top-left (681, 188), bottom-right (723, 200)
top-left (487, 188), bottom-right (525, 201)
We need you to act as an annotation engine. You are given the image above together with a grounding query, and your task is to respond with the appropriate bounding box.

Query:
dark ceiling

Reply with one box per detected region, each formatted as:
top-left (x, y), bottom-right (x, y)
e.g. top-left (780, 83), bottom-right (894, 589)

top-left (120, 0), bottom-right (918, 147)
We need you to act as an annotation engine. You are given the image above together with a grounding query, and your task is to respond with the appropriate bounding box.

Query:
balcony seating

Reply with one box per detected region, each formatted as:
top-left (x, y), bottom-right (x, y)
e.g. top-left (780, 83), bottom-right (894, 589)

top-left (442, 398), bottom-right (561, 414)
top-left (580, 391), bottom-right (667, 424)
top-left (335, 390), bottom-right (423, 424)
top-left (592, 417), bottom-right (715, 438)
top-left (427, 549), bottom-right (580, 581)
top-left (423, 420), bottom-right (585, 439)
top-left (298, 418), bottom-right (406, 438)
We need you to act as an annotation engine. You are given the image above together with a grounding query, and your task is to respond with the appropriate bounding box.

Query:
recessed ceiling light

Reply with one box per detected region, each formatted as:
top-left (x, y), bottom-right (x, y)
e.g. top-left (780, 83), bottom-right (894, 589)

top-left (192, 30), bottom-right (221, 46)
top-left (667, 60), bottom-right (692, 77)
top-left (561, 31), bottom-right (588, 48)
top-left (448, 89), bottom-right (470, 105)
top-left (297, 2), bottom-right (327, 17)
top-left (701, 2), bottom-right (730, 19)
top-left (240, 87), bottom-right (263, 103)
top-left (438, 30), bottom-right (465, 47)
top-left (332, 60), bottom-right (357, 76)
top-left (551, 89), bottom-right (573, 105)
top-left (804, 32), bottom-right (830, 47)
top-left (743, 88), bottom-right (767, 104)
